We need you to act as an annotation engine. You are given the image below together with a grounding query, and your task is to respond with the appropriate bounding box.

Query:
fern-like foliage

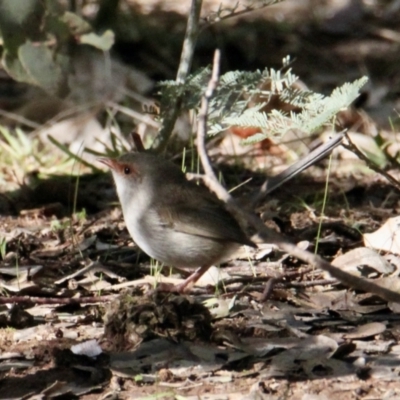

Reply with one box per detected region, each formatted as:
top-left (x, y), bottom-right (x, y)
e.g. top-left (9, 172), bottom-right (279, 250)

top-left (158, 57), bottom-right (368, 144)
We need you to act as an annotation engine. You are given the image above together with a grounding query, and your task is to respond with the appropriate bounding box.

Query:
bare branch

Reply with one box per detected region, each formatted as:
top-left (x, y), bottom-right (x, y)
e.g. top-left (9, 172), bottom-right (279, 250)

top-left (131, 131), bottom-right (146, 152)
top-left (176, 0), bottom-right (203, 85)
top-left (202, 0), bottom-right (285, 27)
top-left (197, 49), bottom-right (221, 179)
top-left (343, 131), bottom-right (400, 192)
top-left (196, 50), bottom-right (400, 304)
top-left (0, 295), bottom-right (115, 305)
top-left (151, 0), bottom-right (203, 153)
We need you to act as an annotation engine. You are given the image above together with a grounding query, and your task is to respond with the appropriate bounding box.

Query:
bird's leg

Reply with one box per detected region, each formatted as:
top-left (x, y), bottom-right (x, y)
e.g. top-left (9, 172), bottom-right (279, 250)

top-left (173, 265), bottom-right (211, 293)
top-left (152, 265), bottom-right (211, 293)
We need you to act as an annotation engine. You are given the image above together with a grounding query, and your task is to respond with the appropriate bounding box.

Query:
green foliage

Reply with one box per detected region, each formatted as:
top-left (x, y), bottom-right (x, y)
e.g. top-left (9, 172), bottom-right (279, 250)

top-left (0, 0), bottom-right (114, 97)
top-left (47, 135), bottom-right (102, 173)
top-left (0, 237), bottom-right (6, 260)
top-left (0, 126), bottom-right (34, 160)
top-left (74, 208), bottom-right (87, 222)
top-left (239, 77), bottom-right (368, 144)
top-left (0, 126), bottom-right (75, 175)
top-left (48, 122), bottom-right (132, 173)
top-left (50, 219), bottom-right (69, 232)
top-left (159, 57), bottom-right (368, 143)
top-left (0, 1), bottom-right (368, 152)
top-left (18, 41), bottom-right (69, 95)
top-left (80, 30), bottom-right (115, 51)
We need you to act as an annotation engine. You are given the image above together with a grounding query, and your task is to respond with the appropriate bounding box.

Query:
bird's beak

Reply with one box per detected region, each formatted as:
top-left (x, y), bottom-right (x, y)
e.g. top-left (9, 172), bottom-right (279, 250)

top-left (98, 157), bottom-right (118, 170)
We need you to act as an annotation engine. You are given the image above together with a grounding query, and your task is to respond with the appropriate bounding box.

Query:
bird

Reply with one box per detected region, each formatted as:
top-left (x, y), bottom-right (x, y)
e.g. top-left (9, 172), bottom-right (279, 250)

top-left (99, 152), bottom-right (256, 292)
top-left (99, 132), bottom-right (344, 292)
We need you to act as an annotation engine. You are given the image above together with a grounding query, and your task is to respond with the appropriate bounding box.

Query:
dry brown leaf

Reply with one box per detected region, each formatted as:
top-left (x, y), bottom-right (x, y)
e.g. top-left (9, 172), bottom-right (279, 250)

top-left (331, 247), bottom-right (394, 277)
top-left (344, 322), bottom-right (386, 339)
top-left (364, 216), bottom-right (400, 254)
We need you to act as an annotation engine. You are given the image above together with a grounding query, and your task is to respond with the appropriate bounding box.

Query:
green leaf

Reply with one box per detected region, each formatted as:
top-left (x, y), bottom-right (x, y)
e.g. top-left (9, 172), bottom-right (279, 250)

top-left (47, 135), bottom-right (101, 173)
top-left (79, 30), bottom-right (115, 51)
top-left (219, 76), bottom-right (368, 140)
top-left (241, 132), bottom-right (268, 145)
top-left (60, 11), bottom-right (92, 35)
top-left (2, 51), bottom-right (36, 86)
top-left (0, 0), bottom-right (44, 52)
top-left (18, 41), bottom-right (69, 96)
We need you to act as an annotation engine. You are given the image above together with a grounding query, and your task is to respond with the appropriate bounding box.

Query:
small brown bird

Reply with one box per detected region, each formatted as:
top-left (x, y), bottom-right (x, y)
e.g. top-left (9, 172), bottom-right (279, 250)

top-left (99, 133), bottom-right (344, 292)
top-left (99, 152), bottom-right (256, 292)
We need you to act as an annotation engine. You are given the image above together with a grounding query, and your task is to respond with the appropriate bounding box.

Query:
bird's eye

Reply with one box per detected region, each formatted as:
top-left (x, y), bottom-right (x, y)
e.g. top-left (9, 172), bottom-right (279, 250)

top-left (124, 166), bottom-right (131, 175)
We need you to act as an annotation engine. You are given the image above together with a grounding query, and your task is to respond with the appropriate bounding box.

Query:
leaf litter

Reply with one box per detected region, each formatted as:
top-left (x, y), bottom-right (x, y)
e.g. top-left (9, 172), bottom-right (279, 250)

top-left (1, 166), bottom-right (400, 399)
top-left (2, 2), bottom-right (400, 399)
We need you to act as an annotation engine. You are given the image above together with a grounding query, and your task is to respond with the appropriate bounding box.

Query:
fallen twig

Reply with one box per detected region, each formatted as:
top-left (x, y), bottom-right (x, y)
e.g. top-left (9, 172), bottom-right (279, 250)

top-left (0, 295), bottom-right (115, 305)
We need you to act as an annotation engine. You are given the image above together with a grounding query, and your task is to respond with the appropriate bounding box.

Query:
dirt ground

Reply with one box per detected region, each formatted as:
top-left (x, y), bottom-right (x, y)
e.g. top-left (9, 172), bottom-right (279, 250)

top-left (1, 1), bottom-right (400, 399)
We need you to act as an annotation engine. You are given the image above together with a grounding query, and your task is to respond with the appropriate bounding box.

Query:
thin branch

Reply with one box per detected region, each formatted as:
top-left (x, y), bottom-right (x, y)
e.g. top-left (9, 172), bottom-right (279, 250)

top-left (343, 131), bottom-right (400, 192)
top-left (0, 109), bottom-right (40, 129)
top-left (197, 50), bottom-right (221, 179)
top-left (151, 0), bottom-right (202, 153)
top-left (196, 50), bottom-right (400, 304)
top-left (201, 0), bottom-right (284, 28)
top-left (0, 295), bottom-right (115, 305)
top-left (176, 0), bottom-right (203, 85)
top-left (131, 131), bottom-right (146, 152)
top-left (107, 101), bottom-right (160, 129)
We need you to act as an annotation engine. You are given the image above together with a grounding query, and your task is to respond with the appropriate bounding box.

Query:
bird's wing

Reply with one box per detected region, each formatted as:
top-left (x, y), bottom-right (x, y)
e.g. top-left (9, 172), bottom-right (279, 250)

top-left (155, 186), bottom-right (255, 247)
